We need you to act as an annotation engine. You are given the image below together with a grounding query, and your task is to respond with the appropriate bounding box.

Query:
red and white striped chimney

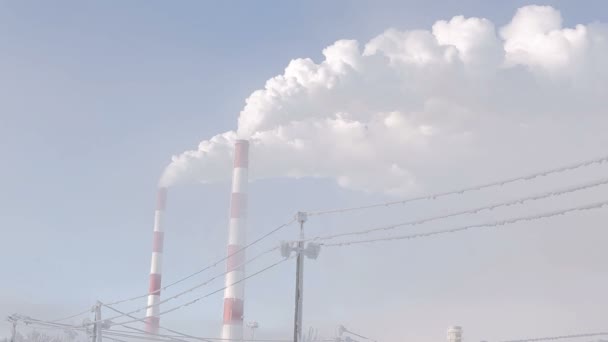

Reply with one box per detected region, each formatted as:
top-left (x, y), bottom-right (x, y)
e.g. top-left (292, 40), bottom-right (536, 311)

top-left (222, 140), bottom-right (249, 341)
top-left (145, 187), bottom-right (167, 334)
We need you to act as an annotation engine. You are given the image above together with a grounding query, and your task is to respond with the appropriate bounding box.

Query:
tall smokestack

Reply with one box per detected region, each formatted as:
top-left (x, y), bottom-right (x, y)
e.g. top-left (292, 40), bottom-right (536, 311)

top-left (145, 187), bottom-right (167, 334)
top-left (222, 140), bottom-right (249, 341)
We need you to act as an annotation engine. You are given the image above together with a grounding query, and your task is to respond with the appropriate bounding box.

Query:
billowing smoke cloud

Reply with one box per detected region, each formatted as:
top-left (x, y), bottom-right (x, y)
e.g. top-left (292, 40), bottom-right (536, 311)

top-left (160, 5), bottom-right (608, 195)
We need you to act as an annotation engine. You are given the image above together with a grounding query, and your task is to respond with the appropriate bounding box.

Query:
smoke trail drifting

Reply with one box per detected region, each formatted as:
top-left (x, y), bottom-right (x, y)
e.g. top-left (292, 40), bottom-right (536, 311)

top-left (160, 5), bottom-right (608, 194)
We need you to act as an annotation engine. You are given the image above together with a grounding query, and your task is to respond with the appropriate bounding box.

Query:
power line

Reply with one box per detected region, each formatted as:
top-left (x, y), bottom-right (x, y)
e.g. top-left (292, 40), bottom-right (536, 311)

top-left (15, 316), bottom-right (91, 341)
top-left (499, 332), bottom-right (608, 342)
top-left (105, 218), bottom-right (296, 306)
top-left (16, 315), bottom-right (85, 330)
top-left (339, 325), bottom-right (377, 342)
top-left (101, 303), bottom-right (212, 342)
top-left (104, 328), bottom-right (185, 341)
top-left (104, 336), bottom-right (130, 342)
top-left (15, 322), bottom-right (85, 334)
top-left (323, 200), bottom-right (608, 247)
top-left (14, 315), bottom-right (288, 342)
top-left (307, 177), bottom-right (608, 242)
top-left (18, 311), bottom-right (291, 342)
top-left (102, 330), bottom-right (182, 342)
top-left (17, 253), bottom-right (290, 333)
top-left (104, 330), bottom-right (182, 342)
top-left (306, 154), bottom-right (608, 217)
top-left (105, 328), bottom-right (292, 342)
top-left (103, 256), bottom-right (294, 327)
top-left (109, 256), bottom-right (292, 326)
top-left (90, 246), bottom-right (282, 326)
top-left (17, 314), bottom-right (291, 342)
top-left (15, 218), bottom-right (296, 331)
top-left (49, 308), bottom-right (92, 323)
top-left (22, 318), bottom-right (608, 342)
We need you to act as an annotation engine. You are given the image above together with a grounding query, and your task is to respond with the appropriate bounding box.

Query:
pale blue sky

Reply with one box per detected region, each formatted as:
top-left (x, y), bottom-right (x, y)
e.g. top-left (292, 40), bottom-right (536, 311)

top-left (2, 1), bottom-right (608, 342)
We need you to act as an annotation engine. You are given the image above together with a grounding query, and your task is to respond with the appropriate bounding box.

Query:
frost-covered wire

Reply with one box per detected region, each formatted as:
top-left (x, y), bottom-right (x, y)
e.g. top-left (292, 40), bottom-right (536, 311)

top-left (104, 336), bottom-right (131, 342)
top-left (499, 332), bottom-right (608, 342)
top-left (308, 177), bottom-right (608, 242)
top-left (14, 309), bottom-right (91, 323)
top-left (17, 219), bottom-right (294, 330)
top-left (106, 328), bottom-right (292, 342)
top-left (105, 218), bottom-right (296, 306)
top-left (103, 327), bottom-right (188, 342)
top-left (340, 326), bottom-right (377, 342)
top-left (105, 329), bottom-right (208, 342)
top-left (17, 313), bottom-right (289, 342)
top-left (101, 304), bottom-right (211, 342)
top-left (13, 316), bottom-right (86, 333)
top-left (49, 308), bottom-right (92, 323)
top-left (323, 200), bottom-right (608, 247)
top-left (88, 246), bottom-right (282, 326)
top-left (102, 330), bottom-right (181, 342)
top-left (102, 256), bottom-right (293, 327)
top-left (306, 155), bottom-right (608, 217)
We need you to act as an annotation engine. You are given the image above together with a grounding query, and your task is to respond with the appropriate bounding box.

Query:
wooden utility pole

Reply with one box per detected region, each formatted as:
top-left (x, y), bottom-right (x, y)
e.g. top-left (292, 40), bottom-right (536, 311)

top-left (293, 212), bottom-right (307, 342)
top-left (8, 315), bottom-right (17, 342)
top-left (91, 302), bottom-right (102, 342)
top-left (283, 212), bottom-right (320, 342)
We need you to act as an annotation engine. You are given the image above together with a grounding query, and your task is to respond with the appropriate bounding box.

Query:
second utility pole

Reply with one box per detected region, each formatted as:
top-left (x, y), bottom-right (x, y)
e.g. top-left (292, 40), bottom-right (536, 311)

top-left (8, 315), bottom-right (17, 342)
top-left (91, 302), bottom-right (102, 342)
top-left (293, 212), bottom-right (307, 342)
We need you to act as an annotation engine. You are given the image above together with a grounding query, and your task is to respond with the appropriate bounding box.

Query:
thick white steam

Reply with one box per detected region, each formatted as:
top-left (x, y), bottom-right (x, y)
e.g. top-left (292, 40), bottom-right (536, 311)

top-left (160, 5), bottom-right (608, 194)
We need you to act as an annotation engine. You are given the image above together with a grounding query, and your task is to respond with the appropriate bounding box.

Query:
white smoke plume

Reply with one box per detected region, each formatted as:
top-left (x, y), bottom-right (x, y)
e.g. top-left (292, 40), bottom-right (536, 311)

top-left (160, 5), bottom-right (608, 195)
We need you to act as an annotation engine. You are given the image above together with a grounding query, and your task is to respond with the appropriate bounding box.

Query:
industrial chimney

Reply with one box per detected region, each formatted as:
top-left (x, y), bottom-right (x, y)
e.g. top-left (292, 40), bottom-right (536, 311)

top-left (447, 326), bottom-right (463, 342)
top-left (221, 140), bottom-right (249, 341)
top-left (145, 187), bottom-right (168, 334)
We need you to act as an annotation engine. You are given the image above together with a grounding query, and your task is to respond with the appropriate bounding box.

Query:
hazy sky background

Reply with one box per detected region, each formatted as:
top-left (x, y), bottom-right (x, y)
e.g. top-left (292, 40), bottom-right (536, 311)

top-left (1, 1), bottom-right (608, 342)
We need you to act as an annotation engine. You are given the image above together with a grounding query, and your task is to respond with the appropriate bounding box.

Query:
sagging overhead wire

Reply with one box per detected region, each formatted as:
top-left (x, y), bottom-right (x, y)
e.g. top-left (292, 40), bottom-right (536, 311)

top-left (15, 315), bottom-right (85, 331)
top-left (305, 154), bottom-right (608, 217)
top-left (105, 217), bottom-right (296, 306)
top-left (14, 219), bottom-right (295, 332)
top-left (14, 316), bottom-right (90, 341)
top-left (498, 331), bottom-right (608, 342)
top-left (16, 313), bottom-right (289, 342)
top-left (13, 218), bottom-right (296, 330)
top-left (87, 246), bottom-right (283, 326)
top-left (104, 328), bottom-right (293, 342)
top-left (339, 325), bottom-right (377, 342)
top-left (101, 303), bottom-right (213, 342)
top-left (104, 337), bottom-right (130, 342)
top-left (102, 330), bottom-right (189, 342)
top-left (104, 329), bottom-right (209, 342)
top-left (21, 156), bottom-right (608, 337)
top-left (97, 256), bottom-right (294, 327)
top-left (17, 308), bottom-right (291, 342)
top-left (323, 199), bottom-right (608, 247)
top-left (307, 176), bottom-right (608, 242)
top-left (49, 308), bottom-right (92, 323)
top-left (24, 322), bottom-right (180, 342)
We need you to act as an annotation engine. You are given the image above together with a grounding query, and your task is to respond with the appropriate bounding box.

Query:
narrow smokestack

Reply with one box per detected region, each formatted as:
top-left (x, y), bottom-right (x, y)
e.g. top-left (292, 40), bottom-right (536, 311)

top-left (145, 187), bottom-right (167, 334)
top-left (221, 140), bottom-right (249, 341)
